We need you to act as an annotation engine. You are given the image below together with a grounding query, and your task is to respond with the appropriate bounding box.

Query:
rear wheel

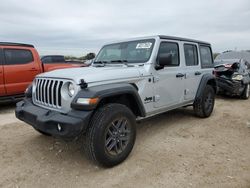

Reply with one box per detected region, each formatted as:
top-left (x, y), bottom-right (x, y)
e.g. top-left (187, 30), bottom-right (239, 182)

top-left (241, 84), bottom-right (250, 99)
top-left (85, 103), bottom-right (136, 167)
top-left (193, 85), bottom-right (215, 118)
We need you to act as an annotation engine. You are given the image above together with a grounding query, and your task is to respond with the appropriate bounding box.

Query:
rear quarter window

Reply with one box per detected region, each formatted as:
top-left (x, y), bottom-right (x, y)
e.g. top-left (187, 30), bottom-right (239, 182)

top-left (199, 45), bottom-right (213, 68)
top-left (4, 49), bottom-right (34, 65)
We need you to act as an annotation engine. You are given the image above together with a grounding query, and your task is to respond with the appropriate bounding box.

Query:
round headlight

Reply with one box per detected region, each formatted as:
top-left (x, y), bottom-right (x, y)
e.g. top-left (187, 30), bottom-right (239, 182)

top-left (68, 83), bottom-right (75, 97)
top-left (232, 74), bottom-right (243, 81)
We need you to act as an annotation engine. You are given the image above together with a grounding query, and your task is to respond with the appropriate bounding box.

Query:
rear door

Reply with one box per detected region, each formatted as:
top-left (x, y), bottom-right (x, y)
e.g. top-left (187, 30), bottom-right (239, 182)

top-left (0, 49), bottom-right (6, 96)
top-left (3, 48), bottom-right (41, 95)
top-left (182, 43), bottom-right (202, 101)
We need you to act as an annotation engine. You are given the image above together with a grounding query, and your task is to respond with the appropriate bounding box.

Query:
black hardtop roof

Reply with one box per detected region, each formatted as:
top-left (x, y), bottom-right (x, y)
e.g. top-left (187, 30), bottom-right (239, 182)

top-left (0, 42), bottom-right (34, 48)
top-left (158, 35), bottom-right (210, 45)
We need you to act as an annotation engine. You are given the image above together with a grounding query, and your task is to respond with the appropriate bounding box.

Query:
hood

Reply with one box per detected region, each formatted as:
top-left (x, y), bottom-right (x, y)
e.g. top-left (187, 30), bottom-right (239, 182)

top-left (37, 66), bottom-right (142, 85)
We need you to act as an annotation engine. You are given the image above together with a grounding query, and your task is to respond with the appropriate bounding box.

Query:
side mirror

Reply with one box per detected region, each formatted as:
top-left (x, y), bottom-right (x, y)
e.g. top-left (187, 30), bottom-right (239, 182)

top-left (156, 53), bottom-right (172, 70)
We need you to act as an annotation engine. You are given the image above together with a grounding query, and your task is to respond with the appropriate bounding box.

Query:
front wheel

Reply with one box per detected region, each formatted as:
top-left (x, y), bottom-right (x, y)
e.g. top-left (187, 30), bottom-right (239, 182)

top-left (85, 103), bottom-right (136, 167)
top-left (241, 84), bottom-right (250, 100)
top-left (193, 85), bottom-right (215, 118)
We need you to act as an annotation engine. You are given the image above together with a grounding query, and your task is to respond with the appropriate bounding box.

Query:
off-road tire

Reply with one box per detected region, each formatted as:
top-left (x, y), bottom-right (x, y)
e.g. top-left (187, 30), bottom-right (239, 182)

top-left (85, 103), bottom-right (136, 167)
top-left (193, 85), bottom-right (215, 118)
top-left (241, 84), bottom-right (250, 100)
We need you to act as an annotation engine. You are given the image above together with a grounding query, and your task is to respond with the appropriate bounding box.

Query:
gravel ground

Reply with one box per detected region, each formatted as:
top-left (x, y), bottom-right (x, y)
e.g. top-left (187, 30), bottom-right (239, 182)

top-left (0, 97), bottom-right (249, 188)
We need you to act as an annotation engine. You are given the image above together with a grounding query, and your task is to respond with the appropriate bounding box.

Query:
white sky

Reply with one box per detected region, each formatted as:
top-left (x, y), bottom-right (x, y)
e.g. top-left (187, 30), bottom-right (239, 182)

top-left (0, 0), bottom-right (249, 56)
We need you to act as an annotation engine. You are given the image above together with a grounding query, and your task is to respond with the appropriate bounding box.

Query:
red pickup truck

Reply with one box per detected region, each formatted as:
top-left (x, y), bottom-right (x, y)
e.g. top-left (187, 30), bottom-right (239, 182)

top-left (0, 42), bottom-right (83, 101)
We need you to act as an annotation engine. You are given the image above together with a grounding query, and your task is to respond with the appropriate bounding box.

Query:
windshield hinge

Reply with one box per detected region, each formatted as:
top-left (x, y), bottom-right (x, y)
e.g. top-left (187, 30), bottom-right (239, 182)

top-left (79, 79), bottom-right (88, 89)
top-left (153, 76), bottom-right (160, 83)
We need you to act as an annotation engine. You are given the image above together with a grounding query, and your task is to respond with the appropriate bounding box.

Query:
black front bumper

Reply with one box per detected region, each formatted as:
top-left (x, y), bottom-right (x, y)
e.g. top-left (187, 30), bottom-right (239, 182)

top-left (15, 98), bottom-right (93, 138)
top-left (216, 77), bottom-right (243, 95)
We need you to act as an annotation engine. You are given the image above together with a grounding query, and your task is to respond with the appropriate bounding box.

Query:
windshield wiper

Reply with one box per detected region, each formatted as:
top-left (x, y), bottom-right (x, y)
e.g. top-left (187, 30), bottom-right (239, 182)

top-left (110, 60), bottom-right (136, 67)
top-left (94, 60), bottom-right (133, 67)
top-left (93, 61), bottom-right (108, 67)
top-left (110, 60), bottom-right (128, 63)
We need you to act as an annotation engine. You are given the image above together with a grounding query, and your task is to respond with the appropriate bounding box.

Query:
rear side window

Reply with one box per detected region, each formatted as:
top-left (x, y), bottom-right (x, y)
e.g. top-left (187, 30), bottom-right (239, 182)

top-left (0, 49), bottom-right (4, 65)
top-left (4, 49), bottom-right (34, 65)
top-left (199, 45), bottom-right (213, 68)
top-left (41, 57), bottom-right (52, 64)
top-left (42, 56), bottom-right (65, 64)
top-left (245, 61), bottom-right (250, 70)
top-left (184, 44), bottom-right (198, 66)
top-left (158, 42), bottom-right (179, 66)
top-left (52, 56), bottom-right (64, 63)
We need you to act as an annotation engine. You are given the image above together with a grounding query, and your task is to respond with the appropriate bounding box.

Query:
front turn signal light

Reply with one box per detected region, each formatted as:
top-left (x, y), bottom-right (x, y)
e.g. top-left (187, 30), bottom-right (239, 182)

top-left (76, 97), bottom-right (99, 105)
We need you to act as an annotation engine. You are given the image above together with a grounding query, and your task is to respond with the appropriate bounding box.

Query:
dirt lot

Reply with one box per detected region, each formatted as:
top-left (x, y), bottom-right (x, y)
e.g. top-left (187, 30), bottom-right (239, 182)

top-left (0, 97), bottom-right (249, 188)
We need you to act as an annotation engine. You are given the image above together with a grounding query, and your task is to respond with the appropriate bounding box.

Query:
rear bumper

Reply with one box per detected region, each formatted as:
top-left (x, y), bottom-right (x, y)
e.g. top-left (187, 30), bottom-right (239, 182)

top-left (15, 98), bottom-right (93, 138)
top-left (216, 77), bottom-right (242, 95)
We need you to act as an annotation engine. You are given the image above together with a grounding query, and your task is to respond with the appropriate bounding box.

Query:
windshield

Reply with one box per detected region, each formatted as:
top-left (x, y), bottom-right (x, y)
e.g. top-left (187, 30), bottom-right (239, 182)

top-left (94, 39), bottom-right (155, 64)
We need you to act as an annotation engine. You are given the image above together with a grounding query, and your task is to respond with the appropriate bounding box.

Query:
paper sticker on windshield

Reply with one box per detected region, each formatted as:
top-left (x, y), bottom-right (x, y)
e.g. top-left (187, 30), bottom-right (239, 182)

top-left (136, 42), bottom-right (152, 49)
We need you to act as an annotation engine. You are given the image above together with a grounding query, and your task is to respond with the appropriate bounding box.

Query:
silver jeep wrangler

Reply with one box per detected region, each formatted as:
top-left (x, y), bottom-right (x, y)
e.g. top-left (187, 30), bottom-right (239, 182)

top-left (16, 35), bottom-right (217, 167)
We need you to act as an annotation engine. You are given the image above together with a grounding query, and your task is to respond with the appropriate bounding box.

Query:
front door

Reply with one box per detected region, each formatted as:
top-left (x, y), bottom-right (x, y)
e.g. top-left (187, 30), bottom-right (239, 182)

top-left (153, 41), bottom-right (185, 108)
top-left (0, 49), bottom-right (5, 96)
top-left (3, 48), bottom-right (40, 95)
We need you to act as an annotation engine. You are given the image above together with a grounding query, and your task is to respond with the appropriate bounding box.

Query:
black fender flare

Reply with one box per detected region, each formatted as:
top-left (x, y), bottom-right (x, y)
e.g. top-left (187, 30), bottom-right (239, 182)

top-left (195, 74), bottom-right (217, 101)
top-left (71, 83), bottom-right (146, 117)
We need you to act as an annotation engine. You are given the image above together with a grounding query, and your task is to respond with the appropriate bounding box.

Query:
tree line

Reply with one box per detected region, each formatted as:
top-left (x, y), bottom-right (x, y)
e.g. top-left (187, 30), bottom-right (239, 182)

top-left (65, 53), bottom-right (96, 61)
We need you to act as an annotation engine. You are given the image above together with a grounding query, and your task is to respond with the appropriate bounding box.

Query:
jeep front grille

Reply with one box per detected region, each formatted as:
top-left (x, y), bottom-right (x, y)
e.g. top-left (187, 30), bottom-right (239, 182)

top-left (33, 78), bottom-right (64, 109)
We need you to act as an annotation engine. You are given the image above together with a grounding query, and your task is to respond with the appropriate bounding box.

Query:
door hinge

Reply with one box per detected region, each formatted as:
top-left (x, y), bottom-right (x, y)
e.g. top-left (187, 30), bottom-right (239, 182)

top-left (154, 95), bottom-right (160, 102)
top-left (153, 76), bottom-right (160, 83)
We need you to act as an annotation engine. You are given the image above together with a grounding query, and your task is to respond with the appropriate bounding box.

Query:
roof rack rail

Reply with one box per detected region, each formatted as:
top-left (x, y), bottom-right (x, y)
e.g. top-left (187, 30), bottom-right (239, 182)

top-left (158, 35), bottom-right (210, 45)
top-left (0, 42), bottom-right (34, 48)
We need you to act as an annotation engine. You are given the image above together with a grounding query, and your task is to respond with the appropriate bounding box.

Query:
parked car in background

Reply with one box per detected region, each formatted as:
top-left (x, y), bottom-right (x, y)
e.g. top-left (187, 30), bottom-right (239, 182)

top-left (41, 55), bottom-right (86, 71)
top-left (214, 59), bottom-right (250, 99)
top-left (0, 42), bottom-right (83, 102)
top-left (215, 50), bottom-right (250, 63)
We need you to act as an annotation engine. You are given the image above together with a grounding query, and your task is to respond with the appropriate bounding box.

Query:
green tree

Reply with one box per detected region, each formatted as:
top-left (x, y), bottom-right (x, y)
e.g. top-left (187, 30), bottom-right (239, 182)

top-left (85, 53), bottom-right (96, 60)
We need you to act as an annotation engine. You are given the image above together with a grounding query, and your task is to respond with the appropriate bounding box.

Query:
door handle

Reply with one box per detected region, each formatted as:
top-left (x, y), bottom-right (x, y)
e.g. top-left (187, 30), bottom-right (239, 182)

top-left (195, 71), bottom-right (202, 76)
top-left (176, 73), bottom-right (185, 78)
top-left (29, 68), bottom-right (37, 71)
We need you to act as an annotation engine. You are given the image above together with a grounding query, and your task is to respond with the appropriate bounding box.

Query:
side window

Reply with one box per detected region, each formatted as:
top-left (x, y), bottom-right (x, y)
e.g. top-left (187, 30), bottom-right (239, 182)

top-left (52, 56), bottom-right (65, 63)
top-left (0, 49), bottom-right (4, 65)
top-left (184, 44), bottom-right (198, 66)
top-left (157, 42), bottom-right (179, 66)
top-left (4, 49), bottom-right (34, 65)
top-left (243, 60), bottom-right (250, 70)
top-left (199, 45), bottom-right (213, 68)
top-left (41, 57), bottom-right (52, 64)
